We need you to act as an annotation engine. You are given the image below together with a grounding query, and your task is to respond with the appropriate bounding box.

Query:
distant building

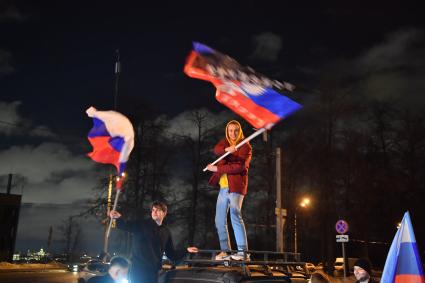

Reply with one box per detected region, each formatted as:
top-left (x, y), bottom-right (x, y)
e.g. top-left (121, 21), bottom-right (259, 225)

top-left (0, 192), bottom-right (22, 262)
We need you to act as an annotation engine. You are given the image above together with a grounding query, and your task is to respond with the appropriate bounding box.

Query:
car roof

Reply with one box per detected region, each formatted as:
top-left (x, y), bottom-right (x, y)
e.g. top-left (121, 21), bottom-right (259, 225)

top-left (161, 266), bottom-right (295, 282)
top-left (160, 250), bottom-right (309, 283)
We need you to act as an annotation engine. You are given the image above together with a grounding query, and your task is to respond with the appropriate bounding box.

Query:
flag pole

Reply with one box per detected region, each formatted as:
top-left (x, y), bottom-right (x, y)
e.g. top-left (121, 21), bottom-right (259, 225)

top-left (104, 50), bottom-right (121, 250)
top-left (106, 188), bottom-right (121, 239)
top-left (203, 127), bottom-right (266, 172)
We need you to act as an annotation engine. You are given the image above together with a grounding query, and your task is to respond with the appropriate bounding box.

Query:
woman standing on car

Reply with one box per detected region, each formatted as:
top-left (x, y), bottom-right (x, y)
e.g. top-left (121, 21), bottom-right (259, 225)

top-left (206, 120), bottom-right (252, 261)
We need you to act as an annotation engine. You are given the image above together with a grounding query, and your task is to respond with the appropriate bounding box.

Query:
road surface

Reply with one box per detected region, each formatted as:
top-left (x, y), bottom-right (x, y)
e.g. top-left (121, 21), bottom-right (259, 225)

top-left (0, 269), bottom-right (78, 283)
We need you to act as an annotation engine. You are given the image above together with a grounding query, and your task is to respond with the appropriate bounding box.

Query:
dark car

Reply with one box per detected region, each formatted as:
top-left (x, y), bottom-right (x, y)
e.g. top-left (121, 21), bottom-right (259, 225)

top-left (159, 250), bottom-right (309, 283)
top-left (160, 265), bottom-right (308, 283)
top-left (76, 250), bottom-right (309, 283)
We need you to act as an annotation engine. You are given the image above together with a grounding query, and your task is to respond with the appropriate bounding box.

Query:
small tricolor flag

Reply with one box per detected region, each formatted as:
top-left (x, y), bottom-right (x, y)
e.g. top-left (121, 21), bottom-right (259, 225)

top-left (86, 106), bottom-right (134, 188)
top-left (184, 42), bottom-right (302, 129)
top-left (381, 211), bottom-right (425, 283)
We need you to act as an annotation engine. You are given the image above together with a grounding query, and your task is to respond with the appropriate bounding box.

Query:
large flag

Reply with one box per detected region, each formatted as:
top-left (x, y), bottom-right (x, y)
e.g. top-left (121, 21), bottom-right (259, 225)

top-left (381, 211), bottom-right (425, 283)
top-left (86, 106), bottom-right (134, 187)
top-left (184, 42), bottom-right (302, 129)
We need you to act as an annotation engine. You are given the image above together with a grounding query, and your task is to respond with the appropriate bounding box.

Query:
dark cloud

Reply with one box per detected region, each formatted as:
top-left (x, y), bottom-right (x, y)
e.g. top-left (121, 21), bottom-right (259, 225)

top-left (0, 142), bottom-right (97, 203)
top-left (0, 49), bottom-right (15, 76)
top-left (356, 28), bottom-right (425, 73)
top-left (0, 100), bottom-right (56, 137)
top-left (162, 108), bottom-right (232, 140)
top-left (0, 101), bottom-right (22, 133)
top-left (296, 28), bottom-right (425, 110)
top-left (0, 5), bottom-right (27, 23)
top-left (250, 32), bottom-right (283, 62)
top-left (353, 28), bottom-right (425, 107)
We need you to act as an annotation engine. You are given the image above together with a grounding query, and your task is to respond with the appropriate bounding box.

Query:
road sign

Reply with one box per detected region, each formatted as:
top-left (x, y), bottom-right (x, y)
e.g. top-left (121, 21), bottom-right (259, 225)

top-left (336, 234), bottom-right (349, 242)
top-left (335, 220), bottom-right (349, 234)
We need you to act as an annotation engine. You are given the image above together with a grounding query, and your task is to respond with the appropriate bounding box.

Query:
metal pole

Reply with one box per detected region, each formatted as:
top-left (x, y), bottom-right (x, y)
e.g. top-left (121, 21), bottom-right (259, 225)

top-left (6, 173), bottom-right (12, 194)
top-left (114, 49), bottom-right (120, 110)
top-left (342, 242), bottom-right (347, 279)
top-left (294, 212), bottom-right (297, 254)
top-left (106, 189), bottom-right (121, 238)
top-left (104, 50), bottom-right (121, 256)
top-left (104, 175), bottom-right (113, 254)
top-left (275, 147), bottom-right (282, 252)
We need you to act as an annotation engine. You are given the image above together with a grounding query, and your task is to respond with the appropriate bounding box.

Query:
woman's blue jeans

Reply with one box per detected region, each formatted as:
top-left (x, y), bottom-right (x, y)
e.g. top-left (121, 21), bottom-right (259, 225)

top-left (215, 187), bottom-right (248, 251)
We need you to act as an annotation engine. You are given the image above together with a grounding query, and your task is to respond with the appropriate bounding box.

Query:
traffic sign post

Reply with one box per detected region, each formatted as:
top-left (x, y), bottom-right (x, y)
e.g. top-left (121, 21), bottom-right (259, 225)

top-left (335, 220), bottom-right (349, 279)
top-left (336, 235), bottom-right (349, 242)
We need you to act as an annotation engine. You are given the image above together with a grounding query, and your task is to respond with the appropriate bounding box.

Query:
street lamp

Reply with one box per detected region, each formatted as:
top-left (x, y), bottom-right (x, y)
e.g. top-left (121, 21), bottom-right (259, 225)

top-left (294, 198), bottom-right (310, 254)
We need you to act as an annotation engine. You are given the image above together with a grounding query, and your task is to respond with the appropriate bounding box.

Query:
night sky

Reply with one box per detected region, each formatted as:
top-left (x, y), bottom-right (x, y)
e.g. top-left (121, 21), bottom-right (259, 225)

top-left (1, 1), bottom-right (425, 255)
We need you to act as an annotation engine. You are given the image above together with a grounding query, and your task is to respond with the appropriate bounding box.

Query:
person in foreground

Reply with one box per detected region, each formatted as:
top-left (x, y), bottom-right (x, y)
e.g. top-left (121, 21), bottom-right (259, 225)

top-left (354, 258), bottom-right (377, 283)
top-left (206, 120), bottom-right (252, 261)
top-left (109, 201), bottom-right (198, 283)
top-left (87, 256), bottom-right (130, 283)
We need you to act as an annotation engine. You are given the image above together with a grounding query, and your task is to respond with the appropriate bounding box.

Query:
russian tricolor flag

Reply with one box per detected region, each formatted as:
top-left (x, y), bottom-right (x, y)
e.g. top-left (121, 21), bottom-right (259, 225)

top-left (381, 212), bottom-right (425, 283)
top-left (86, 106), bottom-right (134, 185)
top-left (184, 42), bottom-right (302, 129)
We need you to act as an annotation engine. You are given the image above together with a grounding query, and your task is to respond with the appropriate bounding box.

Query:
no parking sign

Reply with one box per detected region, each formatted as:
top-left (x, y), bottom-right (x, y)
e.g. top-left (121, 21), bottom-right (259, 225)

top-left (335, 219), bottom-right (349, 234)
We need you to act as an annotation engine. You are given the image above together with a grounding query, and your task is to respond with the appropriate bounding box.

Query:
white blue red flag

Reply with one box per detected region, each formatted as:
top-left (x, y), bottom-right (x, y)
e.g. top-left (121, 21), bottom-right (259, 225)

top-left (184, 42), bottom-right (302, 129)
top-left (86, 106), bottom-right (134, 188)
top-left (381, 211), bottom-right (425, 283)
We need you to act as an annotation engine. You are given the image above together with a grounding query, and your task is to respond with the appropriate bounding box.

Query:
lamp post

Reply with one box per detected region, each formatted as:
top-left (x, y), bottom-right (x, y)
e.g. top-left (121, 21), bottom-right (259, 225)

top-left (294, 198), bottom-right (310, 254)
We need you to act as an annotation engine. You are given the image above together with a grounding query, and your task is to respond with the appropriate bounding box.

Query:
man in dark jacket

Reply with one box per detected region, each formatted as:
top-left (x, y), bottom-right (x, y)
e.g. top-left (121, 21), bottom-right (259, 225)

top-left (87, 256), bottom-right (129, 283)
top-left (109, 201), bottom-right (198, 283)
top-left (206, 120), bottom-right (252, 261)
top-left (354, 258), bottom-right (378, 283)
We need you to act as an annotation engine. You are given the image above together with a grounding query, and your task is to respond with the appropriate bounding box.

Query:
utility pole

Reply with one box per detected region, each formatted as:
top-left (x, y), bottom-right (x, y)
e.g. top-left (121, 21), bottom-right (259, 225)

top-left (47, 226), bottom-right (53, 253)
top-left (275, 147), bottom-right (286, 252)
top-left (6, 173), bottom-right (12, 194)
top-left (294, 212), bottom-right (298, 254)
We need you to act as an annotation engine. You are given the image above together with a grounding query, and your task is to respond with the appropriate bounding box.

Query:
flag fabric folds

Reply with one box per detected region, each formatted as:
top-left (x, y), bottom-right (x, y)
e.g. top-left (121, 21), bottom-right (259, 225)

top-left (381, 211), bottom-right (425, 283)
top-left (184, 42), bottom-right (302, 129)
top-left (86, 106), bottom-right (134, 185)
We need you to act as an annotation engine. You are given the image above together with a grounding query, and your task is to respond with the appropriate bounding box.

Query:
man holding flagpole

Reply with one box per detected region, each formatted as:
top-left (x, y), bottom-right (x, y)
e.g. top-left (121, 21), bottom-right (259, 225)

top-left (109, 201), bottom-right (198, 283)
top-left (206, 120), bottom-right (252, 261)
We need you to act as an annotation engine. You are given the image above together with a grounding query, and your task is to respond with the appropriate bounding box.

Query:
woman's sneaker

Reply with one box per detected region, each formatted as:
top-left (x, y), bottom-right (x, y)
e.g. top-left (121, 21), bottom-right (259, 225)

top-left (230, 251), bottom-right (250, 261)
top-left (215, 252), bottom-right (231, 260)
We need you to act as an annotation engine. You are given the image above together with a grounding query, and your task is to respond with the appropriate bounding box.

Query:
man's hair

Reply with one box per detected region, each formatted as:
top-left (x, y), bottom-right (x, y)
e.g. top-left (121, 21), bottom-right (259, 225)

top-left (152, 201), bottom-right (167, 213)
top-left (109, 256), bottom-right (130, 269)
top-left (310, 271), bottom-right (330, 283)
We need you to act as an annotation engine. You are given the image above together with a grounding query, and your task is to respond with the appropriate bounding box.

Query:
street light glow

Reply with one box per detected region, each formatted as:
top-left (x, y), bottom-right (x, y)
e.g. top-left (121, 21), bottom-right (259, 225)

top-left (300, 198), bottom-right (311, 208)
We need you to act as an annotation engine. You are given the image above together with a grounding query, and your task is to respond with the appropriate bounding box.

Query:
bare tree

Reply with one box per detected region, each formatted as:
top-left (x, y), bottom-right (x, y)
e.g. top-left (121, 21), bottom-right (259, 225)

top-left (58, 216), bottom-right (82, 262)
top-left (171, 109), bottom-right (224, 245)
